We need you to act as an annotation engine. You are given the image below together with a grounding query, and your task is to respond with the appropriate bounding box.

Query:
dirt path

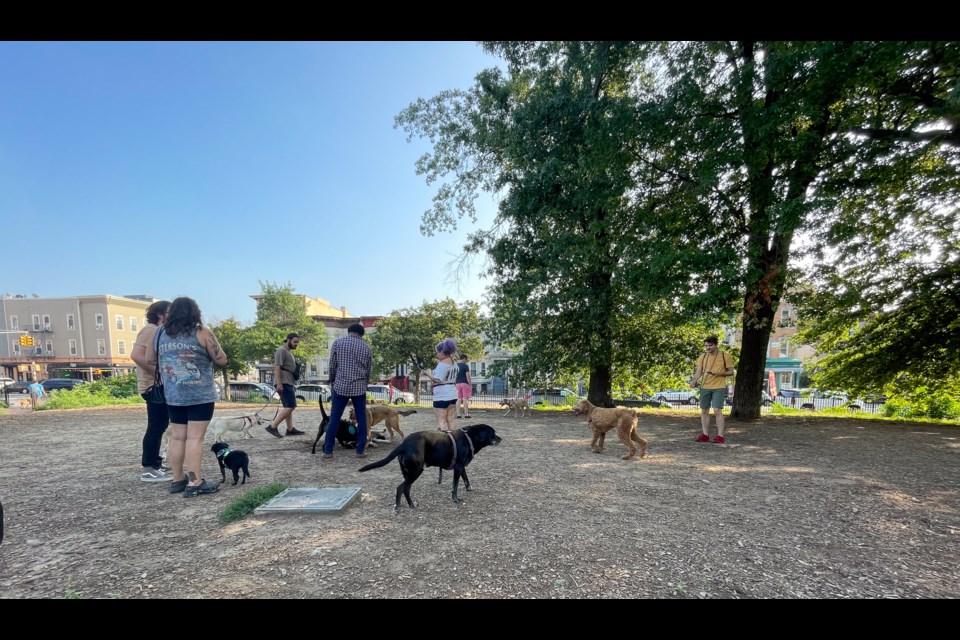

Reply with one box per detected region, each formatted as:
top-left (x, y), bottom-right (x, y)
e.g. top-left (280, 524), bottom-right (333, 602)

top-left (0, 405), bottom-right (958, 598)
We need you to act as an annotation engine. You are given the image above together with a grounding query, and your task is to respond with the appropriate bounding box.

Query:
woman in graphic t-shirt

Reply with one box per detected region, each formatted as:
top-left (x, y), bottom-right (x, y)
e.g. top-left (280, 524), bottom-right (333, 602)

top-left (422, 337), bottom-right (459, 431)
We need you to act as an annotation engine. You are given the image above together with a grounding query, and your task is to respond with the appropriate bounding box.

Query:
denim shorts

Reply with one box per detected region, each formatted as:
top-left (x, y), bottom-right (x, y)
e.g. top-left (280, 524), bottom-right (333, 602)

top-left (699, 388), bottom-right (726, 410)
top-left (280, 384), bottom-right (297, 409)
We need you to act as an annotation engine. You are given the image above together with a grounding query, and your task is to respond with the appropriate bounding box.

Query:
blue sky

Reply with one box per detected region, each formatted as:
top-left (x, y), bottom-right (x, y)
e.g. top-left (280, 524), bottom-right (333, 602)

top-left (0, 41), bottom-right (500, 324)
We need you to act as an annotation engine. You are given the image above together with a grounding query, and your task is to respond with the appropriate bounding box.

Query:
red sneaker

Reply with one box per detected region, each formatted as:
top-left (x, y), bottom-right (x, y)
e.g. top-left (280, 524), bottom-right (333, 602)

top-left (695, 433), bottom-right (710, 443)
top-left (712, 435), bottom-right (726, 444)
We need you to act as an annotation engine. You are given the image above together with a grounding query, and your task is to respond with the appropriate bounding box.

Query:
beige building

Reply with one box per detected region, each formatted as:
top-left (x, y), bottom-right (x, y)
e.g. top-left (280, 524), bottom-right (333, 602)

top-left (0, 294), bottom-right (154, 382)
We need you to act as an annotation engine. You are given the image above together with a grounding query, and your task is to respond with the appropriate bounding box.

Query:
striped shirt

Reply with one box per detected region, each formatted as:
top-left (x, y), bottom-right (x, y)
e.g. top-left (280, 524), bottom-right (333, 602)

top-left (328, 334), bottom-right (372, 397)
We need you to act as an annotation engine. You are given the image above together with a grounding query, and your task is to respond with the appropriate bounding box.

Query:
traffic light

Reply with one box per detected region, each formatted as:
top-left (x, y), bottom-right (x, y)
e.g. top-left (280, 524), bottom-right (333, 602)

top-left (18, 335), bottom-right (35, 346)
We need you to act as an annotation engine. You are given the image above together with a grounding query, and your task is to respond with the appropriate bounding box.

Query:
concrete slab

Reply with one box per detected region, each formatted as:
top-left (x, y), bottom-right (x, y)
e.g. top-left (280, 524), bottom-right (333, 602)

top-left (254, 486), bottom-right (362, 515)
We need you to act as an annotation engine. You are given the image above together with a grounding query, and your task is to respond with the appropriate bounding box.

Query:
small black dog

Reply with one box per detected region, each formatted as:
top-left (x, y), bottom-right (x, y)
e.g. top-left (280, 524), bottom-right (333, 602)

top-left (359, 424), bottom-right (502, 511)
top-left (211, 442), bottom-right (251, 485)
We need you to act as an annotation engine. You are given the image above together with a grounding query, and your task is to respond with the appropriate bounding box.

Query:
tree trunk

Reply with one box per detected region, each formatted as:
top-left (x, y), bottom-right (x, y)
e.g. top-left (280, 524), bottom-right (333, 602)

top-left (731, 284), bottom-right (778, 420)
top-left (588, 364), bottom-right (613, 407)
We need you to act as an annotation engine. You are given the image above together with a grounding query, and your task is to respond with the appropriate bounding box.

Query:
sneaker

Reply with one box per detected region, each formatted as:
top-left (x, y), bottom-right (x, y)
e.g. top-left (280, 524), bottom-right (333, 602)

top-left (265, 426), bottom-right (283, 438)
top-left (183, 479), bottom-right (221, 498)
top-left (285, 428), bottom-right (306, 436)
top-left (321, 453), bottom-right (334, 460)
top-left (695, 434), bottom-right (710, 443)
top-left (169, 477), bottom-right (189, 493)
top-left (712, 435), bottom-right (726, 444)
top-left (356, 452), bottom-right (368, 459)
top-left (140, 468), bottom-right (173, 483)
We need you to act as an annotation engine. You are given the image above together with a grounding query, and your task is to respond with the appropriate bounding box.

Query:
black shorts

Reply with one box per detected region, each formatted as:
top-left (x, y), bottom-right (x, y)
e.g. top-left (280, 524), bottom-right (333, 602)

top-left (168, 402), bottom-right (215, 424)
top-left (280, 384), bottom-right (297, 409)
top-left (433, 399), bottom-right (457, 409)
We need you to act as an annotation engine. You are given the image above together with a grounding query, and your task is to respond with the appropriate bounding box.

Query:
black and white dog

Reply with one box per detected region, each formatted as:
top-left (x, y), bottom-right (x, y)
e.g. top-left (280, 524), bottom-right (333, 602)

top-left (211, 442), bottom-right (251, 485)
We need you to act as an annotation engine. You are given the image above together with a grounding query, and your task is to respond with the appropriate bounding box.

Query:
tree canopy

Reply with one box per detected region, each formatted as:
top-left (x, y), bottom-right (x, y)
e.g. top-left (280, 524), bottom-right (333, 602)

top-left (399, 41), bottom-right (960, 415)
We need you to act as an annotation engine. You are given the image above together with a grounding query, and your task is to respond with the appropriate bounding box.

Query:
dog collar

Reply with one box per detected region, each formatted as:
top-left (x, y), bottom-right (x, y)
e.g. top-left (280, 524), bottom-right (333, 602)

top-left (217, 448), bottom-right (232, 459)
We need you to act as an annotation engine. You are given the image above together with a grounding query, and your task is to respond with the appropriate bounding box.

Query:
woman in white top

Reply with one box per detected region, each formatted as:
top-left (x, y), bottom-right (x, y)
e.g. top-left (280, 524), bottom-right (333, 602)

top-left (423, 338), bottom-right (459, 431)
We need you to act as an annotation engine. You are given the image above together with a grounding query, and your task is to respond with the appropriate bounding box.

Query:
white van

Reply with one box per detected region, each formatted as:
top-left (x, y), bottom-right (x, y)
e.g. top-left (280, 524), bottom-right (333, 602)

top-left (0, 377), bottom-right (15, 389)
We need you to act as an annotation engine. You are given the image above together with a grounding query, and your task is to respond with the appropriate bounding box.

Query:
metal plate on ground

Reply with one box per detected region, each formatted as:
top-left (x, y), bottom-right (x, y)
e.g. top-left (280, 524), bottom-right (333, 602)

top-left (254, 487), bottom-right (362, 515)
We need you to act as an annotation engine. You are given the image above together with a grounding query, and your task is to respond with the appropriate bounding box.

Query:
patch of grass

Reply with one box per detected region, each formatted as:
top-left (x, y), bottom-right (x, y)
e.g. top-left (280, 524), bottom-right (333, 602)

top-left (219, 482), bottom-right (288, 524)
top-left (39, 385), bottom-right (143, 410)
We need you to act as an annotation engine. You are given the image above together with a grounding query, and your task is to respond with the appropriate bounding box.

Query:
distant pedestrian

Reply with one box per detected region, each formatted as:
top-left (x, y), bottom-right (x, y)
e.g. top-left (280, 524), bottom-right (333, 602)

top-left (691, 335), bottom-right (734, 444)
top-left (322, 323), bottom-right (373, 459)
top-left (28, 380), bottom-right (45, 409)
top-left (455, 354), bottom-right (472, 419)
top-left (264, 333), bottom-right (305, 437)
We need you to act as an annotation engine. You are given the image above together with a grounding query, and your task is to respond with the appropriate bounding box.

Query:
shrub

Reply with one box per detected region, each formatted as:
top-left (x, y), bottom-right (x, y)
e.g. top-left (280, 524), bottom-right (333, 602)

top-left (39, 384), bottom-right (143, 410)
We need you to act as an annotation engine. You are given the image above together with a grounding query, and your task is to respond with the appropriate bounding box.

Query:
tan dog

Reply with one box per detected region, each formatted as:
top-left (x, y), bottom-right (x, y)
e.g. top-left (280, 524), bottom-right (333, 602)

top-left (349, 404), bottom-right (416, 442)
top-left (574, 399), bottom-right (648, 460)
top-left (500, 398), bottom-right (529, 417)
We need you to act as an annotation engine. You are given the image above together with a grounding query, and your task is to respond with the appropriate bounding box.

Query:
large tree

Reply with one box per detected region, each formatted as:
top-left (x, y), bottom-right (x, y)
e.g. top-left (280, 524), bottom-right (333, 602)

top-left (368, 298), bottom-right (483, 401)
top-left (398, 41), bottom-right (705, 407)
top-left (631, 41), bottom-right (960, 417)
top-left (208, 317), bottom-right (249, 395)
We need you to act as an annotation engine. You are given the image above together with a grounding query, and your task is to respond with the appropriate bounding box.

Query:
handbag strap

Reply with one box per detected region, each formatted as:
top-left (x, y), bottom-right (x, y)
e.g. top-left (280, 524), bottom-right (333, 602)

top-left (153, 326), bottom-right (164, 386)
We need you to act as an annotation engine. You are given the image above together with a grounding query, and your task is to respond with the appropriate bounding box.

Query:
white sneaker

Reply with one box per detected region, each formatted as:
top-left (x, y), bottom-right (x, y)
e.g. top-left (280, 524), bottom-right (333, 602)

top-left (140, 468), bottom-right (173, 483)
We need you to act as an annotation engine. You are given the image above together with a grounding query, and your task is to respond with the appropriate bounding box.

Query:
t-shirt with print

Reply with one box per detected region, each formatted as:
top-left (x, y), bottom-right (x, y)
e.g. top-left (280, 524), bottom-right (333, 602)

top-left (432, 360), bottom-right (459, 401)
top-left (275, 346), bottom-right (297, 386)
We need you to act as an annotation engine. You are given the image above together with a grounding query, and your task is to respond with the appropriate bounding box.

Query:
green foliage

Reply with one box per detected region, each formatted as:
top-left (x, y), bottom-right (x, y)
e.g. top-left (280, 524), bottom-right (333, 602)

top-left (85, 373), bottom-right (140, 399)
top-left (218, 482), bottom-right (288, 523)
top-left (247, 281), bottom-right (327, 364)
top-left (209, 317), bottom-right (250, 380)
top-left (39, 384), bottom-right (143, 410)
top-left (368, 299), bottom-right (484, 396)
top-left (881, 388), bottom-right (960, 421)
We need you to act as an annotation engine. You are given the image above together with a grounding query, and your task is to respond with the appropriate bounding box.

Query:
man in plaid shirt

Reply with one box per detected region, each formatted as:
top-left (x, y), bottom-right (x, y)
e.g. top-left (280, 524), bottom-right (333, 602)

top-left (322, 323), bottom-right (373, 459)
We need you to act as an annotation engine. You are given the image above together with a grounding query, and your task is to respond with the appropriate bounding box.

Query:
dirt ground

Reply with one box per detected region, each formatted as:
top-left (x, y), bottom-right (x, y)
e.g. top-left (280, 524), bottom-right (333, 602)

top-left (0, 403), bottom-right (958, 599)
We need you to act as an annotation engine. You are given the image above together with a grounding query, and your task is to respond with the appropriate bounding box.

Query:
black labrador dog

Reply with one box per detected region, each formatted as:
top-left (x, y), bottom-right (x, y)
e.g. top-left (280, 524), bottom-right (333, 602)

top-left (359, 424), bottom-right (502, 511)
top-left (211, 442), bottom-right (251, 485)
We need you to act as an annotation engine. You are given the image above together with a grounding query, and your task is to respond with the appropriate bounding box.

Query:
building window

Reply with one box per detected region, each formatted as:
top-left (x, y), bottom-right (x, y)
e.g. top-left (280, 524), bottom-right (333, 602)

top-left (32, 315), bottom-right (41, 331)
top-left (130, 316), bottom-right (137, 333)
top-left (780, 340), bottom-right (790, 358)
top-left (470, 362), bottom-right (477, 376)
top-left (46, 340), bottom-right (53, 354)
top-left (780, 307), bottom-right (794, 327)
top-left (95, 314), bottom-right (104, 329)
top-left (768, 340), bottom-right (779, 358)
top-left (9, 315), bottom-right (18, 330)
top-left (42, 315), bottom-right (51, 330)
top-left (67, 314), bottom-right (75, 330)
top-left (98, 339), bottom-right (106, 356)
top-left (115, 315), bottom-right (124, 331)
top-left (118, 340), bottom-right (126, 355)
top-left (11, 340), bottom-right (20, 355)
top-left (69, 339), bottom-right (77, 356)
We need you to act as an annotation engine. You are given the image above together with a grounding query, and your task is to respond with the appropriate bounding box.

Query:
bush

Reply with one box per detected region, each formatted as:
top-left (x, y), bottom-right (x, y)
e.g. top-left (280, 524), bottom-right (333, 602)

top-left (881, 387), bottom-right (960, 420)
top-left (85, 373), bottom-right (140, 399)
top-left (39, 384), bottom-right (143, 410)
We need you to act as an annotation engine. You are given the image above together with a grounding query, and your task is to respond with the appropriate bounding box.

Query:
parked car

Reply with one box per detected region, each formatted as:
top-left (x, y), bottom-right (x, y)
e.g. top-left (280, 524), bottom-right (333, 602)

top-left (616, 394), bottom-right (670, 409)
top-left (776, 388), bottom-right (815, 409)
top-left (295, 384), bottom-right (331, 404)
top-left (528, 388), bottom-right (581, 405)
top-left (367, 384), bottom-right (414, 404)
top-left (226, 382), bottom-right (278, 403)
top-left (725, 390), bottom-right (773, 406)
top-left (0, 377), bottom-right (16, 389)
top-left (652, 389), bottom-right (700, 405)
top-left (41, 378), bottom-right (86, 393)
top-left (3, 381), bottom-right (32, 394)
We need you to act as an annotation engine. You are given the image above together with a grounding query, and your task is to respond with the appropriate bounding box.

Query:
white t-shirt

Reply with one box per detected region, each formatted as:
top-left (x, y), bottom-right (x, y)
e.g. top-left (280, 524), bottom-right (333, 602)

top-left (432, 360), bottom-right (458, 401)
